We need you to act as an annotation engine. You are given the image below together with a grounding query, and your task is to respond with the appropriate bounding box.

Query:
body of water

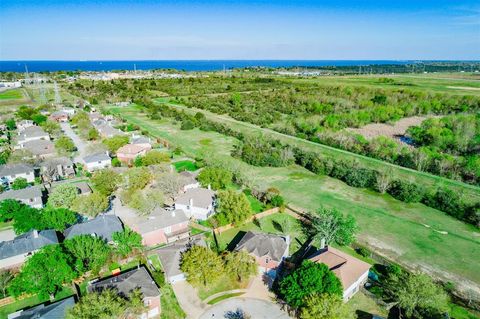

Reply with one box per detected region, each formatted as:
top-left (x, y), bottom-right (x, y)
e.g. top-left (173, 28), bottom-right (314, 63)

top-left (0, 60), bottom-right (414, 72)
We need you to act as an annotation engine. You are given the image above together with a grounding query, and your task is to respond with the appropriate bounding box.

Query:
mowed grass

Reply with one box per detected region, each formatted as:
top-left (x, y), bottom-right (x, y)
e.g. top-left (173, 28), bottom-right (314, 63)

top-left (106, 105), bottom-right (480, 290)
top-left (173, 160), bottom-right (198, 172)
top-left (0, 89), bottom-right (23, 100)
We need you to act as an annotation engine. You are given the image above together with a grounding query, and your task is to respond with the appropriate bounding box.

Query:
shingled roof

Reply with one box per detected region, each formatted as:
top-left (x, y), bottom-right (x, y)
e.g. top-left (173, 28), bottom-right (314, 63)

top-left (234, 231), bottom-right (289, 262)
top-left (8, 296), bottom-right (75, 319)
top-left (175, 188), bottom-right (214, 208)
top-left (88, 266), bottom-right (159, 298)
top-left (0, 163), bottom-right (34, 177)
top-left (0, 229), bottom-right (58, 259)
top-left (131, 208), bottom-right (189, 234)
top-left (64, 215), bottom-right (123, 242)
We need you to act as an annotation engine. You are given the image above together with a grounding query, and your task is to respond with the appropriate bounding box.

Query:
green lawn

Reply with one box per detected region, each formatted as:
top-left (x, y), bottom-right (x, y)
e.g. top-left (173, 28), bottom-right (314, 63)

top-left (246, 194), bottom-right (265, 213)
top-left (196, 275), bottom-right (248, 300)
top-left (348, 291), bottom-right (388, 319)
top-left (173, 160), bottom-right (198, 172)
top-left (160, 284), bottom-right (186, 319)
top-left (0, 89), bottom-right (23, 100)
top-left (0, 288), bottom-right (74, 319)
top-left (207, 292), bottom-right (245, 305)
top-left (105, 105), bottom-right (480, 292)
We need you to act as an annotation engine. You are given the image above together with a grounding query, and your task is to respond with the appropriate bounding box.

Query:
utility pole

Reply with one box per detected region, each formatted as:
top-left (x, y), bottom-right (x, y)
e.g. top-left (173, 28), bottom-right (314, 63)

top-left (54, 81), bottom-right (62, 105)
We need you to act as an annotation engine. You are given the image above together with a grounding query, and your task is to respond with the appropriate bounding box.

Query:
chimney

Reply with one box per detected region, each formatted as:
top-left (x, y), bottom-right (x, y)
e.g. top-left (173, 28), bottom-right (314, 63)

top-left (33, 229), bottom-right (39, 238)
top-left (320, 238), bottom-right (326, 249)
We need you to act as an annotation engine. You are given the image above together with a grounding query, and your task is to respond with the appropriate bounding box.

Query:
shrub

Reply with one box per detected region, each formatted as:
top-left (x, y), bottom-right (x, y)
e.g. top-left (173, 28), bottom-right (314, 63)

top-left (388, 180), bottom-right (424, 203)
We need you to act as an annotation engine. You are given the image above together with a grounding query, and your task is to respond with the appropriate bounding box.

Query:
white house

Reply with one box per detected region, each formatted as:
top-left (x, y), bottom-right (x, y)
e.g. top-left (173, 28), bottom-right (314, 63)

top-left (0, 230), bottom-right (58, 270)
top-left (0, 163), bottom-right (35, 185)
top-left (0, 186), bottom-right (44, 209)
top-left (308, 246), bottom-right (371, 300)
top-left (16, 126), bottom-right (50, 147)
top-left (83, 152), bottom-right (111, 172)
top-left (17, 120), bottom-right (34, 131)
top-left (0, 81), bottom-right (21, 88)
top-left (174, 187), bottom-right (215, 221)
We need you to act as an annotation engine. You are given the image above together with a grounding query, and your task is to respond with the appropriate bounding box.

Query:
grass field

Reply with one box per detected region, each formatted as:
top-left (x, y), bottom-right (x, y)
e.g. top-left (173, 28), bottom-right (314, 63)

top-left (106, 105), bottom-right (480, 295)
top-left (173, 160), bottom-right (198, 172)
top-left (0, 89), bottom-right (23, 100)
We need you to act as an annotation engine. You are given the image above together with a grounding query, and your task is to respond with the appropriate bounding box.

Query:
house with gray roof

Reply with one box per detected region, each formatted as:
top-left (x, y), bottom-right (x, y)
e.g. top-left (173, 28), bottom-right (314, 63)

top-left (64, 215), bottom-right (123, 243)
top-left (0, 163), bottom-right (35, 185)
top-left (156, 236), bottom-right (206, 284)
top-left (8, 296), bottom-right (75, 319)
top-left (21, 140), bottom-right (56, 159)
top-left (88, 266), bottom-right (160, 318)
top-left (0, 186), bottom-right (44, 208)
top-left (16, 126), bottom-right (50, 147)
top-left (0, 230), bottom-right (58, 269)
top-left (179, 171), bottom-right (200, 192)
top-left (174, 187), bottom-right (215, 221)
top-left (83, 152), bottom-right (111, 172)
top-left (234, 231), bottom-right (289, 277)
top-left (128, 208), bottom-right (190, 247)
top-left (96, 124), bottom-right (124, 138)
top-left (40, 157), bottom-right (75, 182)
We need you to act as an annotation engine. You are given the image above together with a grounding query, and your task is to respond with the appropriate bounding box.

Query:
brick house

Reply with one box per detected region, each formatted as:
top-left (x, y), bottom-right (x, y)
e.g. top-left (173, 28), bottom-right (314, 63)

top-left (116, 144), bottom-right (152, 165)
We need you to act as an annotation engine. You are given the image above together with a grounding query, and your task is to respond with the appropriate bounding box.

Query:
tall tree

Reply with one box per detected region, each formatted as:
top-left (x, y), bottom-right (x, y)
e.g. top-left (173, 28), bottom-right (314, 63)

top-left (224, 251), bottom-right (258, 282)
top-left (180, 246), bottom-right (224, 286)
top-left (91, 169), bottom-right (122, 196)
top-left (102, 135), bottom-right (129, 153)
top-left (112, 228), bottom-right (142, 257)
top-left (8, 245), bottom-right (76, 299)
top-left (71, 192), bottom-right (109, 217)
top-left (66, 289), bottom-right (145, 319)
top-left (279, 260), bottom-right (342, 308)
top-left (64, 235), bottom-right (110, 273)
top-left (47, 184), bottom-right (78, 209)
top-left (41, 207), bottom-right (77, 231)
top-left (215, 190), bottom-right (252, 225)
top-left (197, 167), bottom-right (233, 190)
top-left (0, 199), bottom-right (23, 222)
top-left (300, 293), bottom-right (356, 319)
top-left (310, 207), bottom-right (357, 246)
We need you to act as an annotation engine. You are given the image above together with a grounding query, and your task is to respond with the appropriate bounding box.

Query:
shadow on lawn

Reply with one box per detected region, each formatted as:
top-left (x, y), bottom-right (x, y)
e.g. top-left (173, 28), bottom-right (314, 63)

top-left (226, 231), bottom-right (247, 251)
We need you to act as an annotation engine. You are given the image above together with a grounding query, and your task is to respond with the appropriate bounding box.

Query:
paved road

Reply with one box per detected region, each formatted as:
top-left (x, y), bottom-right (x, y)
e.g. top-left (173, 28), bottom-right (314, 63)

top-left (172, 281), bottom-right (206, 319)
top-left (199, 298), bottom-right (290, 319)
top-left (60, 122), bottom-right (87, 163)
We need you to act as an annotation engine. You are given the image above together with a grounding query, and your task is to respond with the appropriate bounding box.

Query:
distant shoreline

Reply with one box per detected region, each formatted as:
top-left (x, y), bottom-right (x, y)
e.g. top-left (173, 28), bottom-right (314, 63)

top-left (3, 60), bottom-right (478, 72)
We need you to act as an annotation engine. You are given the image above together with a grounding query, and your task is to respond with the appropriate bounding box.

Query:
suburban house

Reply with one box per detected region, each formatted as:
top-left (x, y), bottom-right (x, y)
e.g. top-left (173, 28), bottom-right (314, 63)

top-left (83, 152), bottom-right (111, 172)
top-left (0, 163), bottom-right (35, 185)
top-left (0, 81), bottom-right (21, 88)
top-left (48, 110), bottom-right (69, 122)
top-left (174, 188), bottom-right (215, 221)
top-left (62, 107), bottom-right (76, 116)
top-left (21, 139), bottom-right (56, 159)
top-left (64, 215), bottom-right (123, 243)
top-left (7, 296), bottom-right (75, 319)
top-left (40, 157), bottom-right (75, 181)
top-left (307, 246), bottom-right (371, 300)
top-left (156, 237), bottom-right (206, 284)
top-left (128, 208), bottom-right (190, 247)
top-left (130, 136), bottom-right (152, 149)
top-left (116, 144), bottom-right (152, 165)
top-left (88, 266), bottom-right (160, 318)
top-left (17, 120), bottom-right (34, 131)
top-left (0, 230), bottom-right (58, 269)
top-left (47, 181), bottom-right (92, 197)
top-left (234, 231), bottom-right (289, 279)
top-left (16, 126), bottom-right (50, 147)
top-left (0, 186), bottom-right (44, 208)
top-left (96, 124), bottom-right (124, 138)
top-left (179, 171), bottom-right (200, 192)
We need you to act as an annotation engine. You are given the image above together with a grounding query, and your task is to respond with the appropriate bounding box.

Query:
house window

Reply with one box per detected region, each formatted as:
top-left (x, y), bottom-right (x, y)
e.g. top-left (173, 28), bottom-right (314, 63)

top-left (29, 198), bottom-right (34, 202)
top-left (265, 257), bottom-right (270, 264)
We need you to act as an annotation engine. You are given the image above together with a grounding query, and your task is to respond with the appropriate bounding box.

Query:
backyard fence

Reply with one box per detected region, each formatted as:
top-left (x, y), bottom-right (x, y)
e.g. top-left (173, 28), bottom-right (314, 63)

top-left (214, 207), bottom-right (280, 234)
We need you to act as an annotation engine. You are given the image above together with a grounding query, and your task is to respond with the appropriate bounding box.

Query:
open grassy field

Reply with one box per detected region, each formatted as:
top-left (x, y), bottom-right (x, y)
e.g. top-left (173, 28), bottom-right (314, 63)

top-left (0, 89), bottom-right (23, 100)
top-left (106, 104), bottom-right (480, 295)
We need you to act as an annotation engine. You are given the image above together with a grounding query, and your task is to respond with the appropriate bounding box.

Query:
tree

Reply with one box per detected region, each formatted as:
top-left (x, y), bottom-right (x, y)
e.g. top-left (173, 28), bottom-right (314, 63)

top-left (154, 171), bottom-right (184, 198)
top-left (141, 150), bottom-right (170, 166)
top-left (87, 128), bottom-right (99, 140)
top-left (375, 169), bottom-right (393, 193)
top-left (180, 246), bottom-right (224, 286)
top-left (71, 192), bottom-right (109, 217)
top-left (5, 119), bottom-right (16, 131)
top-left (64, 235), bottom-right (110, 273)
top-left (224, 251), bottom-right (258, 282)
top-left (66, 289), bottom-right (145, 319)
top-left (91, 169), bottom-right (122, 196)
top-left (112, 228), bottom-right (142, 257)
top-left (123, 167), bottom-right (152, 191)
top-left (41, 120), bottom-right (61, 135)
top-left (8, 245), bottom-right (76, 299)
top-left (11, 205), bottom-right (43, 234)
top-left (0, 270), bottom-right (13, 298)
top-left (388, 272), bottom-right (449, 318)
top-left (215, 190), bottom-right (252, 226)
top-left (55, 136), bottom-right (76, 154)
top-left (102, 135), bottom-right (129, 153)
top-left (11, 178), bottom-right (29, 190)
top-left (300, 293), bottom-right (356, 319)
top-left (197, 167), bottom-right (233, 190)
top-left (0, 199), bottom-right (23, 222)
top-left (41, 207), bottom-right (77, 231)
top-left (279, 260), bottom-right (342, 308)
top-left (47, 184), bottom-right (78, 208)
top-left (310, 207), bottom-right (357, 246)
top-left (127, 188), bottom-right (164, 215)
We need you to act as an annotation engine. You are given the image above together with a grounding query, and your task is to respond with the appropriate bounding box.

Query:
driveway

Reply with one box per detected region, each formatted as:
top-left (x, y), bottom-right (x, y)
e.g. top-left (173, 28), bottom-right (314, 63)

top-left (172, 281), bottom-right (206, 319)
top-left (60, 122), bottom-right (87, 163)
top-left (199, 298), bottom-right (290, 319)
top-left (0, 228), bottom-right (15, 242)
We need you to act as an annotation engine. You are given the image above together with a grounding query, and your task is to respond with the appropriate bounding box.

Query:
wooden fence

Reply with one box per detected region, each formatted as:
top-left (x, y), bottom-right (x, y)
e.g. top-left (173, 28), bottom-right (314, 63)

top-left (214, 207), bottom-right (280, 234)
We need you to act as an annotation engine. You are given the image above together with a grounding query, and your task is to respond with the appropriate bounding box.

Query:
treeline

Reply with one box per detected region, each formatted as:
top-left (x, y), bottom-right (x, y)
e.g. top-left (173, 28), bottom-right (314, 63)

top-left (234, 137), bottom-right (480, 227)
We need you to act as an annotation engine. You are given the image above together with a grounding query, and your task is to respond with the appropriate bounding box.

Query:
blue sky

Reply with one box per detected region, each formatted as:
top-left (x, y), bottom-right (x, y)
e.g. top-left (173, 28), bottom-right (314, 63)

top-left (0, 0), bottom-right (479, 60)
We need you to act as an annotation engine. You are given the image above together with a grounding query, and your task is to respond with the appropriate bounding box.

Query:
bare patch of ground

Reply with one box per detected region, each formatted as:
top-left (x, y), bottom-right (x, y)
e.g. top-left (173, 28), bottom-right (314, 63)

top-left (347, 116), bottom-right (438, 140)
top-left (447, 86), bottom-right (480, 91)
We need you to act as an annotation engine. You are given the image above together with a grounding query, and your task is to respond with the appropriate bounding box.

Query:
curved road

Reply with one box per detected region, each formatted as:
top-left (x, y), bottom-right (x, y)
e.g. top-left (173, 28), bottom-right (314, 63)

top-left (199, 298), bottom-right (290, 319)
